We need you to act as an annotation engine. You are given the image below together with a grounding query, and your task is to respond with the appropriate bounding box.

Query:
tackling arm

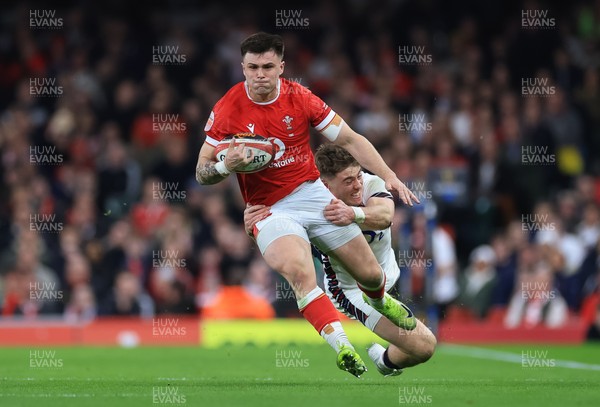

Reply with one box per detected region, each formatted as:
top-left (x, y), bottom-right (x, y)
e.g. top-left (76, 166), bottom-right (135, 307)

top-left (323, 197), bottom-right (393, 229)
top-left (331, 122), bottom-right (420, 206)
top-left (361, 196), bottom-right (394, 230)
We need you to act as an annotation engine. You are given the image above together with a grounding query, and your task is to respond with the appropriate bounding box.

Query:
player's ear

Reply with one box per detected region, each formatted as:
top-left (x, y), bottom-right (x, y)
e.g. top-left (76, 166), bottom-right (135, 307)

top-left (321, 177), bottom-right (329, 188)
top-left (279, 60), bottom-right (285, 75)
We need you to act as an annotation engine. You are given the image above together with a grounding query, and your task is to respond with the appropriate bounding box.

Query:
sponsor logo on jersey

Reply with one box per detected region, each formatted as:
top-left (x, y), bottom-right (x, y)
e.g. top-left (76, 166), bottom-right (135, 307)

top-left (247, 123), bottom-right (255, 133)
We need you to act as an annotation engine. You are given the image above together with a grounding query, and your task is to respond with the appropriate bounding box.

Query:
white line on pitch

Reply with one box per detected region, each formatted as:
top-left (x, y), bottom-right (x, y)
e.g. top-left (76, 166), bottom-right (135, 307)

top-left (438, 344), bottom-right (600, 371)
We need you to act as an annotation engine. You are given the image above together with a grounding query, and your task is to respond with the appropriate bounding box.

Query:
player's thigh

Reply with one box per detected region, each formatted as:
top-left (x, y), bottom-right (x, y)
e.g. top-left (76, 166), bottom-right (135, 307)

top-left (327, 234), bottom-right (382, 285)
top-left (373, 317), bottom-right (436, 357)
top-left (257, 216), bottom-right (317, 296)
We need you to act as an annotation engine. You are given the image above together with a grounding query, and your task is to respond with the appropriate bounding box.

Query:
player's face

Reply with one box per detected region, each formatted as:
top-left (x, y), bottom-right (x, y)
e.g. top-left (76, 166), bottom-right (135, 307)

top-left (242, 51), bottom-right (284, 102)
top-left (325, 166), bottom-right (363, 207)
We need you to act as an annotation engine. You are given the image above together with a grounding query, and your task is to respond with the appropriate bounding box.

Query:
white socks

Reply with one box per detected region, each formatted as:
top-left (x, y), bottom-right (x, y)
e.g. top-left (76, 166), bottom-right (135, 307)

top-left (320, 321), bottom-right (352, 353)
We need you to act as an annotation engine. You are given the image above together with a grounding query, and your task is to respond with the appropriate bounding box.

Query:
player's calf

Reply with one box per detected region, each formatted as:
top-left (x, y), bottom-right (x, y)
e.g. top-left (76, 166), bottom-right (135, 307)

top-left (373, 317), bottom-right (436, 369)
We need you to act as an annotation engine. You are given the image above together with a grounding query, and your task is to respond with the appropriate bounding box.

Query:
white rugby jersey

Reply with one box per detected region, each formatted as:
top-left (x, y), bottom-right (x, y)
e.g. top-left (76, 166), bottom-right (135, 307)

top-left (322, 172), bottom-right (399, 290)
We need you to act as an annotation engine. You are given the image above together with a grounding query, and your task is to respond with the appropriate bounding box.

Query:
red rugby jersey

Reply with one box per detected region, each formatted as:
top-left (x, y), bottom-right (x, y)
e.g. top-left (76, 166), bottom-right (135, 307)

top-left (204, 78), bottom-right (336, 205)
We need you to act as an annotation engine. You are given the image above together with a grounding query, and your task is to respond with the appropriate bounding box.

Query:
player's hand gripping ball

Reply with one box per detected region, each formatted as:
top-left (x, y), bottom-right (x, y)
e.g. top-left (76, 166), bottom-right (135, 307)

top-left (214, 133), bottom-right (275, 173)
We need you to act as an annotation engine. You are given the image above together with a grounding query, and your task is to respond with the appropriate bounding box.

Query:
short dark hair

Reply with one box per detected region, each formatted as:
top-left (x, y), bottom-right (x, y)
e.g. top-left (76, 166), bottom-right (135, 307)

top-left (314, 144), bottom-right (360, 178)
top-left (240, 32), bottom-right (284, 58)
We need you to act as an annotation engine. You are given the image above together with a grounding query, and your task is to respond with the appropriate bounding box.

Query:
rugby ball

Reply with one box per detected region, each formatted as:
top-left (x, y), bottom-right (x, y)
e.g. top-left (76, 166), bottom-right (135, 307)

top-left (214, 133), bottom-right (275, 173)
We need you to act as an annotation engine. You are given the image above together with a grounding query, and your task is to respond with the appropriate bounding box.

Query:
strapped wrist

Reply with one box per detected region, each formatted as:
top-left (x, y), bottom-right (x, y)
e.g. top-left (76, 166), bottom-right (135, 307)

top-left (215, 161), bottom-right (231, 176)
top-left (352, 207), bottom-right (366, 224)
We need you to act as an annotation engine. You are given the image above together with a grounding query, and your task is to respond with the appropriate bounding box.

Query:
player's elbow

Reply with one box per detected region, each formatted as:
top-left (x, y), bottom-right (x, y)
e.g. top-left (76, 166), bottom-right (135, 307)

top-left (375, 206), bottom-right (394, 228)
top-left (195, 166), bottom-right (206, 185)
top-left (195, 172), bottom-right (219, 186)
top-left (195, 157), bottom-right (223, 185)
top-left (383, 208), bottom-right (394, 225)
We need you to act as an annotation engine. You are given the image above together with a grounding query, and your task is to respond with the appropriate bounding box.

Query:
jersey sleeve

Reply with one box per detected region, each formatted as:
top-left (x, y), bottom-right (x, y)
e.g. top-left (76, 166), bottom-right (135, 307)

top-left (203, 102), bottom-right (228, 147)
top-left (306, 90), bottom-right (335, 131)
top-left (362, 173), bottom-right (393, 205)
top-left (303, 89), bottom-right (344, 141)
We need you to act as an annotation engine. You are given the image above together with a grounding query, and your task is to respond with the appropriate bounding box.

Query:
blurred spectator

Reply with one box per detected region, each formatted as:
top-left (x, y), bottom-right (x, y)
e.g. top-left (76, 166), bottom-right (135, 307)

top-left (96, 138), bottom-right (142, 219)
top-left (544, 87), bottom-right (585, 183)
top-left (489, 232), bottom-right (518, 307)
top-left (576, 202), bottom-right (600, 250)
top-left (455, 245), bottom-right (497, 319)
top-left (64, 284), bottom-right (97, 322)
top-left (130, 177), bottom-right (170, 238)
top-left (504, 246), bottom-right (568, 328)
top-left (431, 225), bottom-right (459, 319)
top-left (98, 271), bottom-right (154, 317)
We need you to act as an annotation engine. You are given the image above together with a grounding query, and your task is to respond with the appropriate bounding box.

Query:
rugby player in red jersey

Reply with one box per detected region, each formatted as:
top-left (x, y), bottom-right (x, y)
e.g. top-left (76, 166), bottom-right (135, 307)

top-left (196, 32), bottom-right (419, 377)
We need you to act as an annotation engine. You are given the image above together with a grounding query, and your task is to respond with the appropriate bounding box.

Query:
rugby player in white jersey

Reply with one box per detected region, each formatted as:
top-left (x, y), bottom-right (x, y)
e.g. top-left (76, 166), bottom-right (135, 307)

top-left (245, 144), bottom-right (436, 376)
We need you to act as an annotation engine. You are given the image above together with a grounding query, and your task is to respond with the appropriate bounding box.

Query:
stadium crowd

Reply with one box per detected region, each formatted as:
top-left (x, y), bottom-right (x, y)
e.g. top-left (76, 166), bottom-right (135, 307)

top-left (0, 0), bottom-right (599, 335)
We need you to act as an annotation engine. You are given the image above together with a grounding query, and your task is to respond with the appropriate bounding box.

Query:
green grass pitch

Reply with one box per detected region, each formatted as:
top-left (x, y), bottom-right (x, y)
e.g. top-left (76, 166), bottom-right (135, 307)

top-left (1, 342), bottom-right (599, 407)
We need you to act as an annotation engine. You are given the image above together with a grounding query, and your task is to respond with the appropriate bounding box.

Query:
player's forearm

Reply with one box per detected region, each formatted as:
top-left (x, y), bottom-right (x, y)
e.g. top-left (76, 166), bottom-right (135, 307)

top-left (335, 131), bottom-right (395, 181)
top-left (361, 204), bottom-right (393, 230)
top-left (195, 160), bottom-right (228, 185)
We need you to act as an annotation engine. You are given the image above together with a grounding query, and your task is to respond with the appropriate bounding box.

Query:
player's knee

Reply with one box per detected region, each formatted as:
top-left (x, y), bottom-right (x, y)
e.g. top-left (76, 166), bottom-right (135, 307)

top-left (358, 264), bottom-right (384, 288)
top-left (275, 257), bottom-right (312, 291)
top-left (416, 333), bottom-right (437, 363)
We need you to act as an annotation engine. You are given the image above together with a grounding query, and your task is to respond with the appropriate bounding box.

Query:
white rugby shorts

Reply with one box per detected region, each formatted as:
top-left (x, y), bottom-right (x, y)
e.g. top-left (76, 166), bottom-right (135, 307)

top-left (254, 179), bottom-right (362, 254)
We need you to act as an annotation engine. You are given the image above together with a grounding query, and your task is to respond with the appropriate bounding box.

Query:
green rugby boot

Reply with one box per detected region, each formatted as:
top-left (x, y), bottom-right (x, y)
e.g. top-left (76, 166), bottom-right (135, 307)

top-left (363, 292), bottom-right (417, 331)
top-left (336, 344), bottom-right (367, 378)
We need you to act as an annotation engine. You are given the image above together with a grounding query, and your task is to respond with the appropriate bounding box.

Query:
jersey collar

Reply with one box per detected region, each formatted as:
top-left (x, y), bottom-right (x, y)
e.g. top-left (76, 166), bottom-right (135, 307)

top-left (244, 78), bottom-right (281, 105)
